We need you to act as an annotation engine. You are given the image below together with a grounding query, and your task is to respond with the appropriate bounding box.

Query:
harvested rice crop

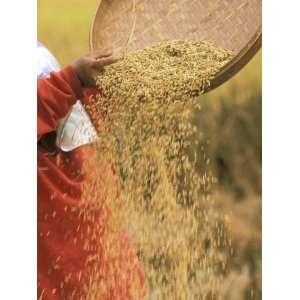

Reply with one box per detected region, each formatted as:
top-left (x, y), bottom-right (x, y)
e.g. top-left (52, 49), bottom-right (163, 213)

top-left (83, 40), bottom-right (234, 299)
top-left (94, 40), bottom-right (233, 121)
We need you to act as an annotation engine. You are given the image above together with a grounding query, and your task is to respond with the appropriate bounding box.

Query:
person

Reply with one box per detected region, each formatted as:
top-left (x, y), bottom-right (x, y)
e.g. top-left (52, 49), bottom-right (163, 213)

top-left (37, 42), bottom-right (146, 300)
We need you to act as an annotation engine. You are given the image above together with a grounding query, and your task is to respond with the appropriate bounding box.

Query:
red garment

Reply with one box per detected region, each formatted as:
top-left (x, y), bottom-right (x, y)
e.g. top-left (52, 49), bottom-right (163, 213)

top-left (38, 67), bottom-right (146, 300)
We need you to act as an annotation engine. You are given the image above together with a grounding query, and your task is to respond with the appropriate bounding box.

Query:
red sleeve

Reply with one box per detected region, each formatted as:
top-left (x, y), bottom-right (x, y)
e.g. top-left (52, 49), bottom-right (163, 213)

top-left (37, 66), bottom-right (83, 139)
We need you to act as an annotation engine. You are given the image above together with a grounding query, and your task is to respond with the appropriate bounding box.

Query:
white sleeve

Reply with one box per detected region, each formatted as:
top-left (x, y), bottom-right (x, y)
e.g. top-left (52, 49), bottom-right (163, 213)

top-left (37, 45), bottom-right (61, 78)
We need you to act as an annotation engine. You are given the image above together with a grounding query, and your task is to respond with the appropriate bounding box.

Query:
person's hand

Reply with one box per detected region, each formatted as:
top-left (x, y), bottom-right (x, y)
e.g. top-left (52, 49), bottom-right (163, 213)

top-left (71, 49), bottom-right (118, 88)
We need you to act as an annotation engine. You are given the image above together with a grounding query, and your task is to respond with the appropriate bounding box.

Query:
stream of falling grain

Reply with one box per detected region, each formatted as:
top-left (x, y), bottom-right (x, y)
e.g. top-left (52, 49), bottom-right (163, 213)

top-left (83, 40), bottom-right (234, 299)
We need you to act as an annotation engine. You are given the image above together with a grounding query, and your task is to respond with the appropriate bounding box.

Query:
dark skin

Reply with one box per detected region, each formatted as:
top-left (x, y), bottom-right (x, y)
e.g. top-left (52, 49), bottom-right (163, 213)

top-left (37, 50), bottom-right (117, 146)
top-left (72, 49), bottom-right (118, 88)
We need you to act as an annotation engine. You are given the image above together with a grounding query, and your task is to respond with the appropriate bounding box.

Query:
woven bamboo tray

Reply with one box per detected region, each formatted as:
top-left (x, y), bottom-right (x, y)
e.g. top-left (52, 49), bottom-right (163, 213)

top-left (90, 0), bottom-right (261, 92)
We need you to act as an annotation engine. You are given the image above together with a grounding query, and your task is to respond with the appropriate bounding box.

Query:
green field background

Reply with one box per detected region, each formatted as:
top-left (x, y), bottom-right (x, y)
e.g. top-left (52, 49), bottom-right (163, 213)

top-left (38, 1), bottom-right (262, 299)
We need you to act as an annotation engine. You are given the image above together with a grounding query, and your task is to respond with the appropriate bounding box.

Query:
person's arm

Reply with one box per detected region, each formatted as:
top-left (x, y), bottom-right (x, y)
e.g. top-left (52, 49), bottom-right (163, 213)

top-left (37, 49), bottom-right (117, 140)
top-left (37, 66), bottom-right (82, 139)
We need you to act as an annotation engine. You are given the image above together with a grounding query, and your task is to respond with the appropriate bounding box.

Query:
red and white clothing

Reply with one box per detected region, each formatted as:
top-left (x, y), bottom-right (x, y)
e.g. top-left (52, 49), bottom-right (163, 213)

top-left (37, 43), bottom-right (145, 300)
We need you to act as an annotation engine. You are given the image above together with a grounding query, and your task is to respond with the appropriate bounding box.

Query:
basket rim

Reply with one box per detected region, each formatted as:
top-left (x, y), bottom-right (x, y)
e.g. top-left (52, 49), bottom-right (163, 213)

top-left (89, 0), bottom-right (262, 92)
top-left (210, 29), bottom-right (261, 91)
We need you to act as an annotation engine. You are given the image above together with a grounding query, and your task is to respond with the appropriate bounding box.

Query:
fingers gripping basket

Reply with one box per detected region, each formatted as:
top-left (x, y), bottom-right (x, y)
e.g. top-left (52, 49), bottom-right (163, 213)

top-left (90, 0), bottom-right (261, 92)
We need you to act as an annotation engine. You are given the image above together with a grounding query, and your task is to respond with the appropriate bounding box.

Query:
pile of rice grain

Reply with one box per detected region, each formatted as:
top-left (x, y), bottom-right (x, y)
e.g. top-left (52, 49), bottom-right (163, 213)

top-left (84, 40), bottom-right (234, 299)
top-left (94, 40), bottom-right (233, 121)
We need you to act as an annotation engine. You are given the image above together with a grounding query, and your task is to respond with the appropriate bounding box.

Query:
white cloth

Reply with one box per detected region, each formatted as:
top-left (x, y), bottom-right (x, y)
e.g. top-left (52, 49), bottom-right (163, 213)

top-left (55, 100), bottom-right (97, 152)
top-left (37, 43), bottom-right (60, 78)
top-left (37, 42), bottom-right (97, 151)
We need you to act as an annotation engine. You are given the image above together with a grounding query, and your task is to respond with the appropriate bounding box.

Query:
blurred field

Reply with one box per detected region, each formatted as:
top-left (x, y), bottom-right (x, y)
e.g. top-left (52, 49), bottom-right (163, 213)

top-left (38, 1), bottom-right (262, 299)
top-left (38, 0), bottom-right (99, 66)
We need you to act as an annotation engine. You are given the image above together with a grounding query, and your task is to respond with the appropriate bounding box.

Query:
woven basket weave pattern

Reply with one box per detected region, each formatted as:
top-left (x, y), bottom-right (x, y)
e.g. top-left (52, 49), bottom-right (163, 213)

top-left (91, 0), bottom-right (261, 89)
